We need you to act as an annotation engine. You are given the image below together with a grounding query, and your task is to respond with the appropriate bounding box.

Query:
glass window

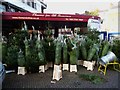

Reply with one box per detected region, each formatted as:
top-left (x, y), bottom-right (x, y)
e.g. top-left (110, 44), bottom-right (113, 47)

top-left (0, 4), bottom-right (6, 12)
top-left (22, 0), bottom-right (25, 3)
top-left (27, 0), bottom-right (33, 6)
top-left (34, 3), bottom-right (37, 9)
top-left (32, 2), bottom-right (34, 8)
top-left (10, 8), bottom-right (15, 12)
top-left (27, 0), bottom-right (31, 6)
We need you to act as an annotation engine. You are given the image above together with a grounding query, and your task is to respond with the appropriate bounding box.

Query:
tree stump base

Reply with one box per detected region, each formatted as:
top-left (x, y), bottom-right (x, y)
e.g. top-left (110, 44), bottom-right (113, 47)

top-left (63, 64), bottom-right (69, 71)
top-left (39, 65), bottom-right (45, 73)
top-left (83, 61), bottom-right (96, 71)
top-left (70, 65), bottom-right (77, 72)
top-left (52, 65), bottom-right (62, 81)
top-left (17, 67), bottom-right (26, 75)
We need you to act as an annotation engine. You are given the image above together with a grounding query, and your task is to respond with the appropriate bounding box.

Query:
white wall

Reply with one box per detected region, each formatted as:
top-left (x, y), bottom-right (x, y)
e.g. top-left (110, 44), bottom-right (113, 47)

top-left (3, 0), bottom-right (45, 13)
top-left (99, 3), bottom-right (119, 33)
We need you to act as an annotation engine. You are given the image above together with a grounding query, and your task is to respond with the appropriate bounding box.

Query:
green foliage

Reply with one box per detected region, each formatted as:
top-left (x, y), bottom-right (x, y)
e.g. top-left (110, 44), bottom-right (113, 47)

top-left (55, 41), bottom-right (62, 65)
top-left (44, 30), bottom-right (52, 37)
top-left (6, 44), bottom-right (18, 69)
top-left (87, 44), bottom-right (98, 61)
top-left (17, 49), bottom-right (25, 67)
top-left (63, 43), bottom-right (68, 64)
top-left (85, 31), bottom-right (100, 43)
top-left (67, 38), bottom-right (74, 52)
top-left (80, 42), bottom-right (87, 60)
top-left (101, 41), bottom-right (110, 57)
top-left (69, 48), bottom-right (77, 65)
top-left (78, 74), bottom-right (106, 84)
top-left (43, 38), bottom-right (55, 62)
top-left (112, 39), bottom-right (120, 59)
top-left (79, 31), bottom-right (100, 61)
top-left (44, 21), bottom-right (53, 38)
top-left (36, 39), bottom-right (46, 65)
top-left (85, 9), bottom-right (99, 16)
top-left (2, 42), bottom-right (7, 63)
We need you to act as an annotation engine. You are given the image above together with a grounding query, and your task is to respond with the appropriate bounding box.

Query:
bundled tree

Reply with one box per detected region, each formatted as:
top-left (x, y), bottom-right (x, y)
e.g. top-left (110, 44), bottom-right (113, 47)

top-left (6, 44), bottom-right (18, 71)
top-left (2, 36), bottom-right (8, 64)
top-left (17, 49), bottom-right (25, 67)
top-left (36, 32), bottom-right (46, 65)
top-left (24, 37), bottom-right (31, 72)
top-left (112, 39), bottom-right (120, 59)
top-left (69, 37), bottom-right (78, 65)
top-left (63, 38), bottom-right (68, 64)
top-left (43, 29), bottom-right (55, 63)
top-left (54, 37), bottom-right (62, 65)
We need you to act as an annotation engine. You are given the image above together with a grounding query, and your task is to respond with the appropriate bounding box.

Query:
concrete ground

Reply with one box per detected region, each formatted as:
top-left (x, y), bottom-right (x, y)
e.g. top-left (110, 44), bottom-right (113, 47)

top-left (2, 65), bottom-right (120, 89)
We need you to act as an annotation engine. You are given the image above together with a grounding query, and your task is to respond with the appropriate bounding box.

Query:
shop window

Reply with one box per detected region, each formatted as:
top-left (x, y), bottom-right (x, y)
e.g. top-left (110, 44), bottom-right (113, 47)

top-left (22, 0), bottom-right (25, 3)
top-left (27, 0), bottom-right (31, 6)
top-left (34, 3), bottom-right (37, 9)
top-left (31, 0), bottom-right (37, 9)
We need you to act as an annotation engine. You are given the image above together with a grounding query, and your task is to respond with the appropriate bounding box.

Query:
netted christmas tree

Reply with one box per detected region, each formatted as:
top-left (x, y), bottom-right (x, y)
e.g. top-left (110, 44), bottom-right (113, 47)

top-left (17, 49), bottom-right (25, 67)
top-left (63, 38), bottom-right (68, 64)
top-left (69, 37), bottom-right (78, 65)
top-left (54, 37), bottom-right (62, 65)
top-left (36, 32), bottom-right (46, 65)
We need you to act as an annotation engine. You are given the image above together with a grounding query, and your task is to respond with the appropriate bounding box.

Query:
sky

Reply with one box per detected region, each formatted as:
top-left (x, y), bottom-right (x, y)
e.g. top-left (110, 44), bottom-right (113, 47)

top-left (44, 0), bottom-right (119, 14)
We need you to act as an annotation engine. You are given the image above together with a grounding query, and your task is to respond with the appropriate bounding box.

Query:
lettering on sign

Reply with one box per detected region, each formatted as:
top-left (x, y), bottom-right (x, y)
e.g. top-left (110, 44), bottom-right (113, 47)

top-left (12, 17), bottom-right (39, 20)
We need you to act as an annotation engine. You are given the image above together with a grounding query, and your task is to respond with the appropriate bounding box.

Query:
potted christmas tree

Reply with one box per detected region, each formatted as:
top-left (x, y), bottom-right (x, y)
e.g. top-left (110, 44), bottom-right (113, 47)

top-left (17, 49), bottom-right (26, 75)
top-left (52, 36), bottom-right (62, 81)
top-left (68, 36), bottom-right (78, 72)
top-left (36, 31), bottom-right (47, 73)
top-left (62, 38), bottom-right (69, 71)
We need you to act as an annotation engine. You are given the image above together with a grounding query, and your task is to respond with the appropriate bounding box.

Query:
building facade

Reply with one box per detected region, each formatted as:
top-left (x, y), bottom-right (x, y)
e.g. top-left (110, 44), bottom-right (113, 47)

top-left (99, 3), bottom-right (119, 33)
top-left (0, 0), bottom-right (47, 13)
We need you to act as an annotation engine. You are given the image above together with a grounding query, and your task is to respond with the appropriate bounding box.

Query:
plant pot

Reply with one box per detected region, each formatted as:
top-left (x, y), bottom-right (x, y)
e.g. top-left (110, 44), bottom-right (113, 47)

top-left (17, 67), bottom-right (26, 75)
top-left (62, 64), bottom-right (69, 71)
top-left (52, 64), bottom-right (62, 81)
top-left (70, 65), bottom-right (77, 72)
top-left (39, 65), bottom-right (45, 73)
top-left (83, 61), bottom-right (96, 71)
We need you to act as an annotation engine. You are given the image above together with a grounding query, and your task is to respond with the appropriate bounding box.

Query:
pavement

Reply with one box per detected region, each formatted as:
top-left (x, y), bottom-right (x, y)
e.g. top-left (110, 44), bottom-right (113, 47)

top-left (2, 65), bottom-right (120, 89)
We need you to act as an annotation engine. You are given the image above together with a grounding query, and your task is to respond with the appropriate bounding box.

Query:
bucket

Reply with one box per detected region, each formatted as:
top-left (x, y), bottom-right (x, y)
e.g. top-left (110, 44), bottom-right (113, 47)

top-left (100, 51), bottom-right (117, 65)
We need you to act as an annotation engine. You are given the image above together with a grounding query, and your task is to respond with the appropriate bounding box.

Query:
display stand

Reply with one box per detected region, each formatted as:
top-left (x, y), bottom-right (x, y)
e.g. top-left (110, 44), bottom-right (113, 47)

top-left (63, 64), bottom-right (69, 71)
top-left (17, 67), bottom-right (26, 75)
top-left (52, 65), bottom-right (62, 81)
top-left (83, 61), bottom-right (96, 71)
top-left (70, 65), bottom-right (77, 72)
top-left (39, 65), bottom-right (45, 73)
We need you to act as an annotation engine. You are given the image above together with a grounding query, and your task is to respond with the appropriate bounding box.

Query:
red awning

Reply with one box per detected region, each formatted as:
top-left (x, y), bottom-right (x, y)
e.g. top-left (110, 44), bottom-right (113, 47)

top-left (2, 12), bottom-right (100, 22)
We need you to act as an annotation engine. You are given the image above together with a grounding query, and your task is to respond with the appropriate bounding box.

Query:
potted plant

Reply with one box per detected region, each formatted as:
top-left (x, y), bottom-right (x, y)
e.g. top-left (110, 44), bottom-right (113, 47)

top-left (68, 37), bottom-right (78, 72)
top-left (17, 49), bottom-right (26, 75)
top-left (53, 37), bottom-right (62, 81)
top-left (62, 38), bottom-right (69, 71)
top-left (36, 33), bottom-right (47, 73)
